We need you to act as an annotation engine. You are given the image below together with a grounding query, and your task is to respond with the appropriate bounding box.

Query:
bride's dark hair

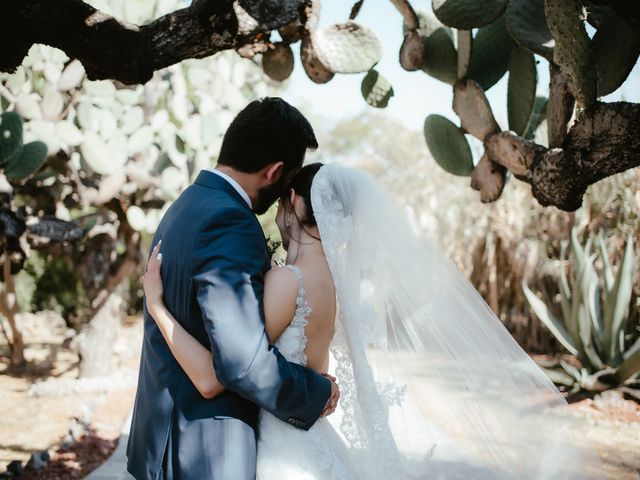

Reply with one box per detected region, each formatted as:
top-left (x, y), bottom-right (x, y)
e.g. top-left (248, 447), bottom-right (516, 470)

top-left (284, 162), bottom-right (324, 233)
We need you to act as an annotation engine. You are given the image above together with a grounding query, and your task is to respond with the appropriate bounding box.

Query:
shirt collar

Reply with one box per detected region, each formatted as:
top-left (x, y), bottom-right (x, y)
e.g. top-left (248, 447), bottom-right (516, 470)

top-left (207, 168), bottom-right (252, 209)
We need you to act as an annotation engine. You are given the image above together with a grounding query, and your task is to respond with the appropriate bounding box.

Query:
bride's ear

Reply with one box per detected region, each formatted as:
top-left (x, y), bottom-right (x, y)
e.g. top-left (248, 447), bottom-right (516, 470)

top-left (289, 189), bottom-right (296, 208)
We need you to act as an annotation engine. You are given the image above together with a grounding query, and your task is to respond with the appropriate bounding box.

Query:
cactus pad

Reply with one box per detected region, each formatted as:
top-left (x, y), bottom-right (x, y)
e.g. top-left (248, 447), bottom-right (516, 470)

top-left (506, 0), bottom-right (554, 59)
top-left (0, 111), bottom-right (24, 166)
top-left (432, 0), bottom-right (508, 30)
top-left (423, 114), bottom-right (474, 176)
top-left (507, 47), bottom-right (538, 136)
top-left (4, 141), bottom-right (47, 181)
top-left (262, 42), bottom-right (295, 82)
top-left (469, 16), bottom-right (516, 91)
top-left (411, 11), bottom-right (457, 85)
top-left (361, 69), bottom-right (394, 108)
top-left (313, 21), bottom-right (382, 74)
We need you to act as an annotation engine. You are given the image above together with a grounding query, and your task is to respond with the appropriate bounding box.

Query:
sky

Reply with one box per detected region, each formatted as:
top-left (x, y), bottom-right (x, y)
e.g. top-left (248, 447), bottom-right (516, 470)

top-left (278, 1), bottom-right (640, 132)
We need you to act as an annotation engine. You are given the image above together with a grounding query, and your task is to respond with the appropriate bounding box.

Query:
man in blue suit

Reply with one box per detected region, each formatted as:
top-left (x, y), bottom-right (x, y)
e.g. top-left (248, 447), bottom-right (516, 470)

top-left (126, 98), bottom-right (338, 479)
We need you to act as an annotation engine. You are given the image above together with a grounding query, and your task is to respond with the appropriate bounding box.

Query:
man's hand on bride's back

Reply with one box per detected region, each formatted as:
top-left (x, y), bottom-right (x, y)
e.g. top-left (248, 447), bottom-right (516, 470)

top-left (320, 373), bottom-right (340, 417)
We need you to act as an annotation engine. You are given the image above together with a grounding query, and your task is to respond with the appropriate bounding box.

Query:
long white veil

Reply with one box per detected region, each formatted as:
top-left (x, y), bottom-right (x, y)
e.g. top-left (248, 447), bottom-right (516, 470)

top-left (311, 163), bottom-right (602, 479)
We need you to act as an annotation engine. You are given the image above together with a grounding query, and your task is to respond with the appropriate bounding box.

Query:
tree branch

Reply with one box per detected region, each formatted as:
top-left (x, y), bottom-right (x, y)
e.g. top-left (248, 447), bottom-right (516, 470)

top-left (486, 102), bottom-right (640, 211)
top-left (0, 0), bottom-right (303, 85)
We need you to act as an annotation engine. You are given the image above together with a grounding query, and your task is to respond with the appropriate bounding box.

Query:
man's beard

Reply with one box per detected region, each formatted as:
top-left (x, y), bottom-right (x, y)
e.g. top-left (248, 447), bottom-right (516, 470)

top-left (253, 175), bottom-right (289, 215)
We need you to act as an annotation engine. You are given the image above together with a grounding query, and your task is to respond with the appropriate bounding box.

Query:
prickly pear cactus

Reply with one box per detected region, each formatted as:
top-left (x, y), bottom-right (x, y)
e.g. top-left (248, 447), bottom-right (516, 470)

top-left (432, 0), bottom-right (508, 30)
top-left (0, 111), bottom-right (47, 180)
top-left (423, 114), bottom-right (474, 176)
top-left (544, 0), bottom-right (596, 108)
top-left (361, 69), bottom-right (394, 108)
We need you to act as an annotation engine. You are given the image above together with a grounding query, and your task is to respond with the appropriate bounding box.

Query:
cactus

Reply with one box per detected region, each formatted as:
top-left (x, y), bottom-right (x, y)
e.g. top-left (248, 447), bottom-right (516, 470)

top-left (432, 0), bottom-right (508, 30)
top-left (0, 111), bottom-right (23, 166)
top-left (4, 140), bottom-right (47, 181)
top-left (507, 47), bottom-right (538, 136)
top-left (544, 0), bottom-right (597, 108)
top-left (452, 79), bottom-right (500, 141)
top-left (360, 69), bottom-right (394, 108)
top-left (505, 0), bottom-right (554, 59)
top-left (410, 11), bottom-right (457, 85)
top-left (262, 42), bottom-right (295, 82)
top-left (523, 230), bottom-right (640, 391)
top-left (312, 21), bottom-right (382, 74)
top-left (468, 16), bottom-right (516, 91)
top-left (423, 114), bottom-right (473, 176)
top-left (591, 13), bottom-right (640, 97)
top-left (0, 111), bottom-right (47, 180)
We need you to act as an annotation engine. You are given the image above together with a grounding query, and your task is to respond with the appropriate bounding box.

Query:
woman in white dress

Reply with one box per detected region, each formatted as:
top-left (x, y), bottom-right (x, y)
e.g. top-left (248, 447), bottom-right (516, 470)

top-left (143, 162), bottom-right (602, 479)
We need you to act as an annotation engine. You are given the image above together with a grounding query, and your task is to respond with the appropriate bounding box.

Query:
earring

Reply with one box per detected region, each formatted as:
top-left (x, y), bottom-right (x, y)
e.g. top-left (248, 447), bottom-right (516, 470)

top-left (285, 212), bottom-right (291, 228)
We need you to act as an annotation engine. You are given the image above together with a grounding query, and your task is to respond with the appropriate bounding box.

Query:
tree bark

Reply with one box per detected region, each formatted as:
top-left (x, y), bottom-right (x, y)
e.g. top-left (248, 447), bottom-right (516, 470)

top-left (531, 101), bottom-right (640, 210)
top-left (0, 0), bottom-right (303, 85)
top-left (486, 102), bottom-right (640, 211)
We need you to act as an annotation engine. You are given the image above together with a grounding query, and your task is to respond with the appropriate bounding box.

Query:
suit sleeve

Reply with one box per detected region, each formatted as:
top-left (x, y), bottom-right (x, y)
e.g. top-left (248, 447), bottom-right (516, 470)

top-left (193, 206), bottom-right (331, 430)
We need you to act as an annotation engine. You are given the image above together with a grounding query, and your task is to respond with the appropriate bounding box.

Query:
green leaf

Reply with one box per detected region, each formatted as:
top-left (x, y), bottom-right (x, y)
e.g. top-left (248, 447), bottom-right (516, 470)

top-left (597, 232), bottom-right (614, 292)
top-left (615, 347), bottom-right (640, 384)
top-left (505, 0), bottom-right (554, 59)
top-left (604, 236), bottom-right (635, 363)
top-left (361, 69), bottom-right (394, 108)
top-left (522, 281), bottom-right (578, 356)
top-left (592, 12), bottom-right (640, 97)
top-left (423, 115), bottom-right (473, 176)
top-left (432, 0), bottom-right (507, 30)
top-left (4, 141), bottom-right (47, 181)
top-left (0, 111), bottom-right (24, 166)
top-left (468, 16), bottom-right (516, 91)
top-left (542, 367), bottom-right (576, 386)
top-left (507, 47), bottom-right (538, 136)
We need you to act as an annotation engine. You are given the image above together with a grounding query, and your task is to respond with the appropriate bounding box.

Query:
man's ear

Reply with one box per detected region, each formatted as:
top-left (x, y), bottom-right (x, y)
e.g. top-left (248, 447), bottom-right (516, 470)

top-left (265, 161), bottom-right (285, 185)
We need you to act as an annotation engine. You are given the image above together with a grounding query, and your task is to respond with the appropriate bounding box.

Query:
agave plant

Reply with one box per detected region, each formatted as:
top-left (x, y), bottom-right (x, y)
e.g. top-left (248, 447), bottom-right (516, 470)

top-left (523, 229), bottom-right (640, 392)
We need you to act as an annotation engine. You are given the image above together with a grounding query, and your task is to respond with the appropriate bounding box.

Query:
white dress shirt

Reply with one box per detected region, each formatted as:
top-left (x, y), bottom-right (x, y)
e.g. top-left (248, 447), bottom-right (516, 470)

top-left (206, 168), bottom-right (252, 209)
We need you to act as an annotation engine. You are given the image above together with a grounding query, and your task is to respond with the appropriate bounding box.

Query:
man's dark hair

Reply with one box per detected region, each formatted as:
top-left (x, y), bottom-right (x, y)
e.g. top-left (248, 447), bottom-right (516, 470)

top-left (217, 97), bottom-right (318, 173)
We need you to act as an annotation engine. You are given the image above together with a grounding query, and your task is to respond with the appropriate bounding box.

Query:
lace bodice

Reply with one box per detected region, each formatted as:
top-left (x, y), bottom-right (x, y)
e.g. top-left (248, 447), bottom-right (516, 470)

top-left (273, 264), bottom-right (311, 367)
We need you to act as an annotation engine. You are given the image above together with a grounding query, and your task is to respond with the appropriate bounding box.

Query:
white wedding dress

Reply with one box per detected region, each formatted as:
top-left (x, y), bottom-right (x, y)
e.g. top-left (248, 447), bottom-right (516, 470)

top-left (256, 164), bottom-right (602, 480)
top-left (256, 264), bottom-right (358, 479)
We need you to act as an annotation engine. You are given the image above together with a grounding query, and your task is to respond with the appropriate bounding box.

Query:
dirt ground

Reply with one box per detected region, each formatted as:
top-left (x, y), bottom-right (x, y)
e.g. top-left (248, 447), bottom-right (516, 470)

top-left (0, 313), bottom-right (639, 479)
top-left (0, 312), bottom-right (141, 478)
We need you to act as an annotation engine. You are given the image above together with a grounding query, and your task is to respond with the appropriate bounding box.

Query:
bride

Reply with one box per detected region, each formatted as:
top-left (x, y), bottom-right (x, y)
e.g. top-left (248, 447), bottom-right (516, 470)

top-left (143, 162), bottom-right (601, 479)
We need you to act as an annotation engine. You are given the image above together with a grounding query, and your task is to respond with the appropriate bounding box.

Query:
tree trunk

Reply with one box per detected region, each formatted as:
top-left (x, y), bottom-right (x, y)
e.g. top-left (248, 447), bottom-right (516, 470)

top-left (0, 255), bottom-right (25, 369)
top-left (77, 293), bottom-right (123, 378)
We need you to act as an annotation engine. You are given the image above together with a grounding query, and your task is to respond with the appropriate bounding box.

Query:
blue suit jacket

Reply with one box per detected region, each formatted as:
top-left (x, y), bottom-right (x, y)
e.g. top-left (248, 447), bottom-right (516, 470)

top-left (126, 170), bottom-right (331, 479)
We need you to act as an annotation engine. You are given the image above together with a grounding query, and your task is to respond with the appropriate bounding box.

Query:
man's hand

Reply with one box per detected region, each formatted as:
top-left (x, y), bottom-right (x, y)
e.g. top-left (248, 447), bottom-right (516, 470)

top-left (320, 373), bottom-right (340, 417)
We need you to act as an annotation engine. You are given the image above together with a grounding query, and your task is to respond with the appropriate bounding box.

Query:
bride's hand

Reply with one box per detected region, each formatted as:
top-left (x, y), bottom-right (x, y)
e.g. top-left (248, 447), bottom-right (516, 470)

top-left (144, 241), bottom-right (164, 310)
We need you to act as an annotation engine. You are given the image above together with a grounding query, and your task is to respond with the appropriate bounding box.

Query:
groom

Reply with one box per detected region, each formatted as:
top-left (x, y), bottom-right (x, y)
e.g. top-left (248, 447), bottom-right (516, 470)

top-left (127, 98), bottom-right (339, 479)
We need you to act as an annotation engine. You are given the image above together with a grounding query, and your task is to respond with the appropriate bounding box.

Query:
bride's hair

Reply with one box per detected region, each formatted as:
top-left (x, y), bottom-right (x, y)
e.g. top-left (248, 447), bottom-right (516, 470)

top-left (285, 162), bottom-right (324, 228)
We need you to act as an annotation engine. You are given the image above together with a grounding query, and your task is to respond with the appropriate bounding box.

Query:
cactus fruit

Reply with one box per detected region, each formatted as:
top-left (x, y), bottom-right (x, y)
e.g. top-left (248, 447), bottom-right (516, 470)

top-left (468, 16), bottom-right (516, 91)
top-left (361, 69), bottom-right (394, 108)
top-left (262, 42), bottom-right (295, 82)
top-left (507, 47), bottom-right (538, 136)
top-left (432, 0), bottom-right (508, 30)
top-left (423, 114), bottom-right (474, 176)
top-left (544, 0), bottom-right (596, 108)
top-left (506, 0), bottom-right (554, 59)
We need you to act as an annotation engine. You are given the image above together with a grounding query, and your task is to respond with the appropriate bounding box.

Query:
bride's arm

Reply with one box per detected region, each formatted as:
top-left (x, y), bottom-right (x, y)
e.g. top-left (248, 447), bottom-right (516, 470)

top-left (143, 243), bottom-right (299, 399)
top-left (144, 242), bottom-right (223, 400)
